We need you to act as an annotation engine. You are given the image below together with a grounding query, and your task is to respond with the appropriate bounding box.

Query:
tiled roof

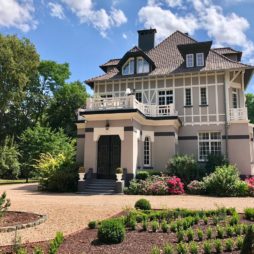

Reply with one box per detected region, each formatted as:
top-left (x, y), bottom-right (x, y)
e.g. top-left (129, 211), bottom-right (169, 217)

top-left (213, 47), bottom-right (241, 55)
top-left (100, 58), bottom-right (120, 67)
top-left (86, 31), bottom-right (252, 85)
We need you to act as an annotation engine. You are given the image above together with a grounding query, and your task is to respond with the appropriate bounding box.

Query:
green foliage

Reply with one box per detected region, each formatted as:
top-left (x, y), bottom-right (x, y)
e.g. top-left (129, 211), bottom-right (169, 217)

top-left (46, 81), bottom-right (87, 137)
top-left (151, 221), bottom-right (159, 232)
top-left (203, 164), bottom-right (246, 197)
top-left (241, 225), bottom-right (254, 254)
top-left (142, 219), bottom-right (148, 231)
top-left (124, 180), bottom-right (140, 195)
top-left (177, 230), bottom-right (185, 242)
top-left (129, 218), bottom-right (136, 230)
top-left (163, 244), bottom-right (174, 254)
top-left (244, 208), bottom-right (254, 221)
top-left (136, 171), bottom-right (150, 180)
top-left (236, 236), bottom-right (244, 250)
top-left (170, 222), bottom-right (177, 232)
top-left (88, 221), bottom-right (97, 229)
top-left (230, 213), bottom-right (240, 226)
top-left (186, 228), bottom-right (194, 241)
top-left (0, 192), bottom-right (11, 218)
top-left (216, 226), bottom-right (224, 239)
top-left (246, 93), bottom-right (254, 124)
top-left (176, 242), bottom-right (188, 254)
top-left (206, 227), bottom-right (212, 239)
top-left (213, 239), bottom-right (223, 253)
top-left (197, 229), bottom-right (204, 241)
top-left (33, 247), bottom-right (44, 254)
top-left (98, 219), bottom-right (125, 244)
top-left (49, 232), bottom-right (64, 254)
top-left (189, 242), bottom-right (198, 254)
top-left (203, 241), bottom-right (212, 254)
top-left (16, 248), bottom-right (28, 254)
top-left (205, 154), bottom-right (228, 175)
top-left (161, 220), bottom-right (169, 233)
top-left (135, 199), bottom-right (151, 210)
top-left (225, 238), bottom-right (234, 252)
top-left (0, 136), bottom-right (20, 179)
top-left (203, 216), bottom-right (208, 225)
top-left (226, 226), bottom-right (235, 237)
top-left (167, 155), bottom-right (199, 184)
top-left (151, 246), bottom-right (160, 254)
top-left (19, 125), bottom-right (75, 180)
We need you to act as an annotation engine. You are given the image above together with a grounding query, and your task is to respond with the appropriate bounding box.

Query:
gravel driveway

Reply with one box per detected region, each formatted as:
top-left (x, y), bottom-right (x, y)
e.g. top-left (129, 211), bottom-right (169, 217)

top-left (0, 183), bottom-right (254, 246)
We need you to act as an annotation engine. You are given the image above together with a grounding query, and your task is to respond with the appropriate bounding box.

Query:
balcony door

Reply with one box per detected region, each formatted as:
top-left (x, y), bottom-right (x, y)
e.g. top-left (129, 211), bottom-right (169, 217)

top-left (97, 135), bottom-right (121, 179)
top-left (158, 90), bottom-right (173, 115)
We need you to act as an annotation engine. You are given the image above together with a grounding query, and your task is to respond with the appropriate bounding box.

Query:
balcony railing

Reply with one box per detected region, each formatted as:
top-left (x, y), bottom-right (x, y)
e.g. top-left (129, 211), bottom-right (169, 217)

top-left (85, 95), bottom-right (178, 117)
top-left (229, 107), bottom-right (248, 121)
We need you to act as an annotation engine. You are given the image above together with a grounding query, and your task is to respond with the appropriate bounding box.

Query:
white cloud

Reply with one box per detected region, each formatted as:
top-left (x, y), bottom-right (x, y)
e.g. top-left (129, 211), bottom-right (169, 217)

top-left (165, 0), bottom-right (183, 7)
top-left (0, 0), bottom-right (37, 32)
top-left (61, 0), bottom-right (127, 37)
top-left (122, 33), bottom-right (127, 39)
top-left (48, 2), bottom-right (65, 20)
top-left (138, 5), bottom-right (199, 41)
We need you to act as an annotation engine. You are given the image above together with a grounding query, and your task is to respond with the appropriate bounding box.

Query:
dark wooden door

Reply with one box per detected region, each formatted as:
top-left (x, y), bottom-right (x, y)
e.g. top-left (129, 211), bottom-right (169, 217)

top-left (97, 135), bottom-right (121, 179)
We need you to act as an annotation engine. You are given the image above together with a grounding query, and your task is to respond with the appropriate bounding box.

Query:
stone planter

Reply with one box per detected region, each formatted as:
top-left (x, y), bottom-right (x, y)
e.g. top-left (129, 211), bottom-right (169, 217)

top-left (116, 173), bottom-right (123, 182)
top-left (79, 172), bottom-right (85, 181)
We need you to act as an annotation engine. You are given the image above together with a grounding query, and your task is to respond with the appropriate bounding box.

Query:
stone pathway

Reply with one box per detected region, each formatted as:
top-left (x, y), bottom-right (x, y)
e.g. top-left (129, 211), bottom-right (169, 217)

top-left (0, 183), bottom-right (254, 245)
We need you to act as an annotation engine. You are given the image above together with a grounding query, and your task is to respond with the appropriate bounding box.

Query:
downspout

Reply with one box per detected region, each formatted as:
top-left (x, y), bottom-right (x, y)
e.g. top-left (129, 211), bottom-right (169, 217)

top-left (224, 72), bottom-right (229, 159)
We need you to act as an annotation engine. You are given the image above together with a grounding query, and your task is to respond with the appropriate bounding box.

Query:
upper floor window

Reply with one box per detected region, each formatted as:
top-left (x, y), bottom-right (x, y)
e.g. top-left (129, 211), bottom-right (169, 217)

top-left (135, 92), bottom-right (142, 103)
top-left (232, 88), bottom-right (238, 108)
top-left (122, 58), bottom-right (134, 75)
top-left (158, 90), bottom-right (173, 105)
top-left (185, 88), bottom-right (192, 106)
top-left (196, 53), bottom-right (204, 67)
top-left (200, 87), bottom-right (207, 105)
top-left (137, 57), bottom-right (149, 74)
top-left (186, 54), bottom-right (194, 68)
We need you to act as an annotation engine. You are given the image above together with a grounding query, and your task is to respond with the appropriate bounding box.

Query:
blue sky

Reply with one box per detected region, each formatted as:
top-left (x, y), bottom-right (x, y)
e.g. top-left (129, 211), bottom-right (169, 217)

top-left (0, 0), bottom-right (254, 94)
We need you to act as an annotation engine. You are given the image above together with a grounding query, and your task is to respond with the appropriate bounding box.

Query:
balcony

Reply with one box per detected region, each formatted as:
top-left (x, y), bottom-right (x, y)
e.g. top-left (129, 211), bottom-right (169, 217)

top-left (85, 95), bottom-right (178, 117)
top-left (229, 107), bottom-right (248, 121)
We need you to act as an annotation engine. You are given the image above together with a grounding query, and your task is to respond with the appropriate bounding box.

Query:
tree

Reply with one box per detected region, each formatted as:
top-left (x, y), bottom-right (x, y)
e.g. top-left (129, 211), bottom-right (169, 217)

top-left (0, 137), bottom-right (20, 179)
top-left (46, 81), bottom-right (87, 137)
top-left (0, 34), bottom-right (40, 140)
top-left (19, 124), bottom-right (75, 181)
top-left (246, 93), bottom-right (254, 124)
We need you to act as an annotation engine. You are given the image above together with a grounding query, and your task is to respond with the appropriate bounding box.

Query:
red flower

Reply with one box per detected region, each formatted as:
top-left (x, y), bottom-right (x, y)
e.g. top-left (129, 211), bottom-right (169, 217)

top-left (167, 176), bottom-right (185, 195)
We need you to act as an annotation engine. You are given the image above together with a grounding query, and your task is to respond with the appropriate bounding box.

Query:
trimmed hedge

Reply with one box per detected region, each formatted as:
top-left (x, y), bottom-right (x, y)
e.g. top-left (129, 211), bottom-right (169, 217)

top-left (135, 199), bottom-right (151, 210)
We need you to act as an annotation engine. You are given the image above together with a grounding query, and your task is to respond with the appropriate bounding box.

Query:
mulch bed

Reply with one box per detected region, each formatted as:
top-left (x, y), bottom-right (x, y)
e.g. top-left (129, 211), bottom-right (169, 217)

top-left (0, 211), bottom-right (41, 227)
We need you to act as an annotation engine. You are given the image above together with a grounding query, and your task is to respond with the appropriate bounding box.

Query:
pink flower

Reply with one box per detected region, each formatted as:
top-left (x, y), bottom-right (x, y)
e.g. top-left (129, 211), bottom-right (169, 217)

top-left (167, 176), bottom-right (185, 195)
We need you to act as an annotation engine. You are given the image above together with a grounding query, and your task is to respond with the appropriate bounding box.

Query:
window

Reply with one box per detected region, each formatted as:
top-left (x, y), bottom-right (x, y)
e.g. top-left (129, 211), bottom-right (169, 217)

top-left (196, 53), bottom-right (204, 67)
top-left (158, 90), bottom-right (173, 105)
top-left (122, 58), bottom-right (134, 75)
top-left (185, 88), bottom-right (192, 106)
top-left (200, 87), bottom-right (207, 105)
top-left (144, 137), bottom-right (151, 166)
top-left (186, 54), bottom-right (194, 68)
top-left (137, 57), bottom-right (149, 74)
top-left (198, 132), bottom-right (222, 161)
top-left (232, 88), bottom-right (238, 108)
top-left (135, 92), bottom-right (142, 103)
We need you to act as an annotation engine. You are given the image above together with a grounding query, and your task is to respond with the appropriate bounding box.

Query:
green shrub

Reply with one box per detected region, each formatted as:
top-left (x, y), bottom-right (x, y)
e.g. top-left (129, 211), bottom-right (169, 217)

top-left (161, 220), bottom-right (169, 233)
top-left (163, 244), bottom-right (174, 254)
top-left (230, 213), bottom-right (240, 225)
top-left (203, 165), bottom-right (245, 196)
top-left (186, 228), bottom-right (194, 241)
top-left (225, 238), bottom-right (234, 252)
top-left (129, 218), bottom-right (136, 230)
top-left (170, 222), bottom-right (177, 232)
top-left (241, 225), bottom-right (254, 254)
top-left (217, 226), bottom-right (224, 239)
top-left (235, 180), bottom-right (249, 197)
top-left (226, 226), bottom-right (234, 237)
top-left (205, 153), bottom-right (228, 175)
top-left (203, 241), bottom-right (212, 254)
top-left (177, 230), bottom-right (185, 242)
top-left (167, 155), bottom-right (199, 184)
top-left (135, 199), bottom-right (151, 210)
top-left (151, 221), bottom-right (159, 232)
top-left (213, 239), bottom-right (223, 253)
top-left (124, 180), bottom-right (141, 195)
top-left (88, 221), bottom-right (97, 229)
top-left (244, 208), bottom-right (254, 221)
top-left (0, 136), bottom-right (20, 179)
top-left (187, 180), bottom-right (205, 195)
top-left (234, 224), bottom-right (243, 235)
top-left (206, 227), bottom-right (212, 239)
top-left (197, 229), bottom-right (204, 241)
top-left (136, 171), bottom-right (149, 180)
top-left (212, 216), bottom-right (219, 225)
top-left (151, 246), bottom-right (160, 254)
top-left (189, 242), bottom-right (198, 254)
top-left (236, 236), bottom-right (244, 250)
top-left (17, 249), bottom-right (28, 254)
top-left (142, 219), bottom-right (148, 231)
top-left (203, 216), bottom-right (208, 225)
top-left (33, 247), bottom-right (44, 254)
top-left (0, 192), bottom-right (11, 218)
top-left (49, 232), bottom-right (64, 254)
top-left (176, 242), bottom-right (188, 254)
top-left (98, 219), bottom-right (125, 244)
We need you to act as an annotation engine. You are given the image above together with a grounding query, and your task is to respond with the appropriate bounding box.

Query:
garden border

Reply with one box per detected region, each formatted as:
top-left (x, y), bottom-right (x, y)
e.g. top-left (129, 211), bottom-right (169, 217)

top-left (0, 211), bottom-right (47, 233)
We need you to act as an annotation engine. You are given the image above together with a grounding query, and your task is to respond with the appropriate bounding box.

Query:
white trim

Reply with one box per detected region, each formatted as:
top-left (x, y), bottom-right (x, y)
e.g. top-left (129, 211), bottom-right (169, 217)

top-left (186, 54), bottom-right (194, 68)
top-left (93, 127), bottom-right (124, 141)
top-left (196, 53), bottom-right (204, 67)
top-left (142, 130), bottom-right (154, 142)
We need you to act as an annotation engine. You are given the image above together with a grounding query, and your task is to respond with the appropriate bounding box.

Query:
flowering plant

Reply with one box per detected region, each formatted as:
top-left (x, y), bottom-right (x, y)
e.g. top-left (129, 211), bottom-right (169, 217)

top-left (245, 177), bottom-right (254, 196)
top-left (167, 176), bottom-right (185, 195)
top-left (187, 180), bottom-right (205, 195)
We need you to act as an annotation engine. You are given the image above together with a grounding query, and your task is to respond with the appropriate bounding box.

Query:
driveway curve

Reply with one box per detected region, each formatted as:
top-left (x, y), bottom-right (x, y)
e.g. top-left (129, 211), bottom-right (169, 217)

top-left (0, 183), bottom-right (254, 245)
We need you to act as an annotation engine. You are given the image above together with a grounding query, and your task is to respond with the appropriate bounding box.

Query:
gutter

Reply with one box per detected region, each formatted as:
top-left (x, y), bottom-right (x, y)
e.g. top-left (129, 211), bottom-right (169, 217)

top-left (224, 72), bottom-right (229, 159)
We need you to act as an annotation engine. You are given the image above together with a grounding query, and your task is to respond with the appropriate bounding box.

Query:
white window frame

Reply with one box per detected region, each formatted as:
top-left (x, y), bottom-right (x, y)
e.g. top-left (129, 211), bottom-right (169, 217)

top-left (200, 87), bottom-right (208, 105)
top-left (196, 53), bottom-right (204, 67)
top-left (144, 136), bottom-right (151, 166)
top-left (122, 58), bottom-right (134, 76)
top-left (158, 90), bottom-right (174, 105)
top-left (185, 88), bottom-right (192, 106)
top-left (137, 57), bottom-right (149, 74)
top-left (232, 88), bottom-right (238, 109)
top-left (198, 132), bottom-right (222, 161)
top-left (186, 54), bottom-right (194, 68)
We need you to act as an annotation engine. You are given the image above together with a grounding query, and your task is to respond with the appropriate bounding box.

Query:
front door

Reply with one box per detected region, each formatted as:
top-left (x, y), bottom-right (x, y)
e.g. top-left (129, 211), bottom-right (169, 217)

top-left (97, 135), bottom-right (121, 179)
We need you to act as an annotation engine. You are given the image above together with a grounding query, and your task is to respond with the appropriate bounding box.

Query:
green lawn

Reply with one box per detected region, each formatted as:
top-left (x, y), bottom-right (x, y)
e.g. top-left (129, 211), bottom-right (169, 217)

top-left (0, 179), bottom-right (39, 185)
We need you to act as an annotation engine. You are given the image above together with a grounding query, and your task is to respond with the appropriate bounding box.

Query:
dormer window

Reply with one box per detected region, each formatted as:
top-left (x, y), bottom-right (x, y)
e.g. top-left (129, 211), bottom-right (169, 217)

top-left (122, 58), bottom-right (134, 75)
top-left (196, 53), bottom-right (204, 67)
top-left (137, 57), bottom-right (149, 74)
top-left (186, 54), bottom-right (194, 68)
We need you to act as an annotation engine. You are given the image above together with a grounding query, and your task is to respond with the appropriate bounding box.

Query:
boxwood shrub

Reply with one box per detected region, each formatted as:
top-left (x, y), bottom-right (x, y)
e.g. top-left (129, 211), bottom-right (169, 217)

top-left (97, 219), bottom-right (125, 244)
top-left (134, 198), bottom-right (151, 210)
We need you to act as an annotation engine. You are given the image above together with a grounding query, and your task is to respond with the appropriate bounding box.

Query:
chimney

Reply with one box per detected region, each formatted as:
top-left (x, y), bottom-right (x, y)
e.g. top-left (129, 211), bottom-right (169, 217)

top-left (138, 28), bottom-right (157, 52)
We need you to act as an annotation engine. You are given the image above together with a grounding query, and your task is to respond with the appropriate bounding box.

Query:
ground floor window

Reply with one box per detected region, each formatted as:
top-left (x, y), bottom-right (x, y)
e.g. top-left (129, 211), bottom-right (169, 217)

top-left (198, 132), bottom-right (221, 161)
top-left (144, 136), bottom-right (151, 166)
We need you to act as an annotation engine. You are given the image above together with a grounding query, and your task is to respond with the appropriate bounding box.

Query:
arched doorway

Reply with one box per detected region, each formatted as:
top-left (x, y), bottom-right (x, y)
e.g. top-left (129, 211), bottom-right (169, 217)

top-left (97, 135), bottom-right (121, 179)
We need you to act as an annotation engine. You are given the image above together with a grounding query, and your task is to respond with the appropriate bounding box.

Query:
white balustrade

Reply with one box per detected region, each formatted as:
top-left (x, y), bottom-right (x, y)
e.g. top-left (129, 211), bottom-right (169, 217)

top-left (229, 107), bottom-right (248, 121)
